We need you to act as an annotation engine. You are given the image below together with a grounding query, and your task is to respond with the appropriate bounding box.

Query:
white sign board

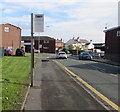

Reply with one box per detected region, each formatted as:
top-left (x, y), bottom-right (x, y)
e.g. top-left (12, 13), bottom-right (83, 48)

top-left (33, 14), bottom-right (44, 32)
top-left (118, 1), bottom-right (120, 26)
top-left (39, 44), bottom-right (42, 48)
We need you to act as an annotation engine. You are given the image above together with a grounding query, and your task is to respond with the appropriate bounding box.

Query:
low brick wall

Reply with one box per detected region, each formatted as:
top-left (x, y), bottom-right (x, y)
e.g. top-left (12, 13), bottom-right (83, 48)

top-left (105, 53), bottom-right (120, 62)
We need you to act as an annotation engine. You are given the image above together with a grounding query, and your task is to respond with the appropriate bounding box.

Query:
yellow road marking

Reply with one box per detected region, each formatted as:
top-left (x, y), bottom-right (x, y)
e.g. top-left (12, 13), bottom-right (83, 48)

top-left (53, 60), bottom-right (120, 111)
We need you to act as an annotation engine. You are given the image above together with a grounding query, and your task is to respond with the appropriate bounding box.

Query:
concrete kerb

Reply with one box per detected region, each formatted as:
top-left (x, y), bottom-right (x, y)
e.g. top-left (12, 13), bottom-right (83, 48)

top-left (20, 70), bottom-right (34, 111)
top-left (20, 55), bottom-right (49, 111)
top-left (20, 85), bottom-right (30, 111)
top-left (92, 59), bottom-right (120, 67)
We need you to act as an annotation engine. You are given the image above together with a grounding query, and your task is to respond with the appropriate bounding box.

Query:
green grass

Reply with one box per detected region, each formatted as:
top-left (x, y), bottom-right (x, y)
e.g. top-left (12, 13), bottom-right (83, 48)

top-left (2, 56), bottom-right (31, 110)
top-left (25, 53), bottom-right (39, 57)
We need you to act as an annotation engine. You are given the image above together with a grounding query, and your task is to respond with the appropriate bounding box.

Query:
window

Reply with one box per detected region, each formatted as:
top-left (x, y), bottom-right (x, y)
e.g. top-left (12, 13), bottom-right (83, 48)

top-left (44, 40), bottom-right (49, 43)
top-left (117, 31), bottom-right (120, 37)
top-left (4, 27), bottom-right (9, 32)
top-left (43, 47), bottom-right (49, 49)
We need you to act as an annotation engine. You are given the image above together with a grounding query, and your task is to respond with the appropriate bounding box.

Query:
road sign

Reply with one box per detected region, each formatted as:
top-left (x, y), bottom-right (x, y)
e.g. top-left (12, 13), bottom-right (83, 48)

top-left (39, 44), bottom-right (42, 48)
top-left (33, 14), bottom-right (44, 32)
top-left (118, 1), bottom-right (120, 26)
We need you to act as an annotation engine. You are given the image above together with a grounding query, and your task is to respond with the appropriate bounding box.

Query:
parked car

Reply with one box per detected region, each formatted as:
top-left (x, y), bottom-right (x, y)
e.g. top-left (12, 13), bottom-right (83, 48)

top-left (56, 52), bottom-right (67, 59)
top-left (79, 52), bottom-right (93, 60)
top-left (16, 48), bottom-right (25, 56)
top-left (100, 53), bottom-right (105, 58)
top-left (34, 49), bottom-right (40, 53)
top-left (4, 49), bottom-right (12, 56)
top-left (92, 53), bottom-right (101, 58)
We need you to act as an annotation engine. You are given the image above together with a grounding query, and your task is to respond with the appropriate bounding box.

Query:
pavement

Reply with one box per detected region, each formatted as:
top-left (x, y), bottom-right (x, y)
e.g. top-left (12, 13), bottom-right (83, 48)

top-left (92, 58), bottom-right (120, 66)
top-left (72, 55), bottom-right (120, 66)
top-left (23, 54), bottom-right (107, 111)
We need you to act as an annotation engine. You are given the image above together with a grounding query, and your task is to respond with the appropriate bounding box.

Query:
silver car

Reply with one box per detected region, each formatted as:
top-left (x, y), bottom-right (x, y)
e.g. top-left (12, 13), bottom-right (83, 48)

top-left (56, 52), bottom-right (67, 59)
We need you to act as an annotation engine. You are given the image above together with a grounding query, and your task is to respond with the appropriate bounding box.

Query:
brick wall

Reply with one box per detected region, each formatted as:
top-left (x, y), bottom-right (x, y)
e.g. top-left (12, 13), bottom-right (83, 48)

top-left (0, 24), bottom-right (21, 55)
top-left (105, 27), bottom-right (120, 62)
top-left (22, 36), bottom-right (56, 54)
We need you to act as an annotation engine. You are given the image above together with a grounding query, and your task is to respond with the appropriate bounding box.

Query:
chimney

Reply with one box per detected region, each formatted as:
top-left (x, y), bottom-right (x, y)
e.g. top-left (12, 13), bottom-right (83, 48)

top-left (90, 40), bottom-right (92, 42)
top-left (77, 37), bottom-right (79, 39)
top-left (77, 37), bottom-right (80, 42)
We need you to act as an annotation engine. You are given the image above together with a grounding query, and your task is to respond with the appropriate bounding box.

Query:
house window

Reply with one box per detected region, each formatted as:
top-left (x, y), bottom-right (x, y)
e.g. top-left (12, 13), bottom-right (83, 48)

top-left (44, 40), bottom-right (49, 43)
top-left (43, 47), bottom-right (49, 49)
top-left (4, 27), bottom-right (10, 32)
top-left (117, 31), bottom-right (120, 37)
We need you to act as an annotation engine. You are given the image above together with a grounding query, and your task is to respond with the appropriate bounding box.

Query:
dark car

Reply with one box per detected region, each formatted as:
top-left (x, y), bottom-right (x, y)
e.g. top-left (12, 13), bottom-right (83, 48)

top-left (79, 52), bottom-right (93, 60)
top-left (16, 48), bottom-right (25, 56)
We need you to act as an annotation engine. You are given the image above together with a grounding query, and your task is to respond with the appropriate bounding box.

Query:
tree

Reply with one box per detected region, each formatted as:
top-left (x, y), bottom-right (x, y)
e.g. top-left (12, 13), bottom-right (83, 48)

top-left (68, 44), bottom-right (74, 50)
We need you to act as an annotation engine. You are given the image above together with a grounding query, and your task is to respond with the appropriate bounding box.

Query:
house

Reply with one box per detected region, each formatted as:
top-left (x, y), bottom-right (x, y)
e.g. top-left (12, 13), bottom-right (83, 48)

top-left (21, 36), bottom-right (56, 53)
top-left (104, 26), bottom-right (120, 62)
top-left (0, 23), bottom-right (21, 55)
top-left (56, 39), bottom-right (64, 51)
top-left (93, 43), bottom-right (105, 54)
top-left (65, 37), bottom-right (92, 51)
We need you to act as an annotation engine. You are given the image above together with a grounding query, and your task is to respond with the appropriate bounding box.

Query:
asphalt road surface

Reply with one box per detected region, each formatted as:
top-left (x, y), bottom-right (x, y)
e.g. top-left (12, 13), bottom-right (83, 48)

top-left (56, 56), bottom-right (119, 108)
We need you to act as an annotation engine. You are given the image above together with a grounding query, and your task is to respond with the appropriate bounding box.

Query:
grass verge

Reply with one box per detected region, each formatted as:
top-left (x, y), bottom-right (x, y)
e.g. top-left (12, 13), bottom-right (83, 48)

top-left (2, 56), bottom-right (31, 110)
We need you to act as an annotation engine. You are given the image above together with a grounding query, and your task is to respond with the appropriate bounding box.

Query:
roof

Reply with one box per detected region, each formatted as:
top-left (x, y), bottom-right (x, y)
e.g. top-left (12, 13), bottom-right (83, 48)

top-left (66, 38), bottom-right (90, 45)
top-left (56, 39), bottom-right (63, 43)
top-left (93, 43), bottom-right (105, 45)
top-left (79, 39), bottom-right (89, 43)
top-left (21, 36), bottom-right (55, 40)
top-left (104, 26), bottom-right (120, 32)
top-left (0, 23), bottom-right (21, 29)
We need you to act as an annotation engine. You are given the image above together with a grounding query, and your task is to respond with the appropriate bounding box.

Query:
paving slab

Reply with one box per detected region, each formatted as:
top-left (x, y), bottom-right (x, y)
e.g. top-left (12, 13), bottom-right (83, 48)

top-left (23, 55), bottom-right (107, 111)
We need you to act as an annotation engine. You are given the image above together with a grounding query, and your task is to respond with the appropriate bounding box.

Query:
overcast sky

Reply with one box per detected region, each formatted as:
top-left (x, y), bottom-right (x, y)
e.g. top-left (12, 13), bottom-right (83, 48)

top-left (0, 0), bottom-right (120, 43)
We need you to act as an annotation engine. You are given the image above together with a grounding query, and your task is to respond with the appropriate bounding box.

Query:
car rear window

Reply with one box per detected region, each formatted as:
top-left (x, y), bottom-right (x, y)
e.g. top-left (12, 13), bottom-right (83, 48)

top-left (59, 52), bottom-right (66, 55)
top-left (83, 53), bottom-right (89, 55)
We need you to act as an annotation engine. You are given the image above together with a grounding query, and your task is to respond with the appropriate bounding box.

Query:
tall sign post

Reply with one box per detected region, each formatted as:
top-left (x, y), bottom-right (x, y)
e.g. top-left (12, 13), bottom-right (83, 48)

top-left (31, 13), bottom-right (34, 87)
top-left (31, 13), bottom-right (44, 87)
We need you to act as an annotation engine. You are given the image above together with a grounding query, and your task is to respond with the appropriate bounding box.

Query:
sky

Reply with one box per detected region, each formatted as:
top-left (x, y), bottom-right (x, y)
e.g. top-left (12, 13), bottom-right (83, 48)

top-left (0, 0), bottom-right (120, 43)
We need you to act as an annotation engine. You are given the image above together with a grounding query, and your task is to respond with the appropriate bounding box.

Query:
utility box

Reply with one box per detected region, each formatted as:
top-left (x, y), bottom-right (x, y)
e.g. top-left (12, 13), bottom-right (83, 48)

top-left (0, 47), bottom-right (4, 57)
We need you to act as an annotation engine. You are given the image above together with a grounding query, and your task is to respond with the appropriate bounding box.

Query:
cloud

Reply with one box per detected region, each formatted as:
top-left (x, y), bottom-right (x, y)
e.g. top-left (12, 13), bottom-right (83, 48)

top-left (1, 0), bottom-right (119, 43)
top-left (3, 9), bottom-right (14, 13)
top-left (3, 0), bottom-right (78, 3)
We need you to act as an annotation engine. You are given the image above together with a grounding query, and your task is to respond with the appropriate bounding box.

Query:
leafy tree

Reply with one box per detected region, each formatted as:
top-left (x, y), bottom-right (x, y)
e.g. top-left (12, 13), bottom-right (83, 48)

top-left (68, 44), bottom-right (74, 50)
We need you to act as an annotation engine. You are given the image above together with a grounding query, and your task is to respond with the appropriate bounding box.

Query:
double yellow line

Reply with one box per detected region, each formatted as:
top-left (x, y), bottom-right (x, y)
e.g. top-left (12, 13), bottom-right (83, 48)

top-left (53, 60), bottom-right (120, 111)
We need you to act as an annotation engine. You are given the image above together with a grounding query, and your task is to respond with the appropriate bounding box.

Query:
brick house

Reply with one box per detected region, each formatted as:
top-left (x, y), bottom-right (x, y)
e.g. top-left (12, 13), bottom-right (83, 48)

top-left (21, 36), bottom-right (56, 53)
top-left (104, 26), bottom-right (120, 62)
top-left (0, 23), bottom-right (21, 55)
top-left (56, 39), bottom-right (64, 51)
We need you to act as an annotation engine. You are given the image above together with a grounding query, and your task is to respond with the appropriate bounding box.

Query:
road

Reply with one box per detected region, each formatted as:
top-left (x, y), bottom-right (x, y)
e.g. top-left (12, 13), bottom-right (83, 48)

top-left (56, 56), bottom-right (119, 109)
